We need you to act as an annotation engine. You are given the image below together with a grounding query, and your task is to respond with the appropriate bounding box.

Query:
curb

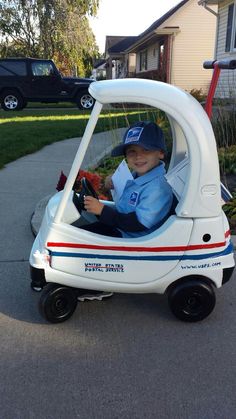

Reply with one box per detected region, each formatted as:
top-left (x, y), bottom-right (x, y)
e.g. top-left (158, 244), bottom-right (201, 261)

top-left (31, 194), bottom-right (52, 237)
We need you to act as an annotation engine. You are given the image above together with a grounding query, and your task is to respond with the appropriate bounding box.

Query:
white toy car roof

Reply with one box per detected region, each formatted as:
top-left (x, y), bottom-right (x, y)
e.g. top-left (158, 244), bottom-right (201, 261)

top-left (54, 78), bottom-right (221, 224)
top-left (89, 79), bottom-right (221, 218)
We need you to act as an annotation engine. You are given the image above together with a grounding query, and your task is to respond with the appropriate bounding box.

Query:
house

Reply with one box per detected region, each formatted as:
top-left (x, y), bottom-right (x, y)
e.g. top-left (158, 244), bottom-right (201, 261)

top-left (91, 58), bottom-right (107, 80)
top-left (105, 0), bottom-right (217, 93)
top-left (199, 0), bottom-right (236, 97)
top-left (105, 36), bottom-right (137, 79)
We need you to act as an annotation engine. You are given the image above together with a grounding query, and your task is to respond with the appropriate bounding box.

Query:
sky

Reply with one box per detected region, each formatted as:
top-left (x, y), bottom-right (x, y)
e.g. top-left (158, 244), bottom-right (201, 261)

top-left (89, 0), bottom-right (182, 53)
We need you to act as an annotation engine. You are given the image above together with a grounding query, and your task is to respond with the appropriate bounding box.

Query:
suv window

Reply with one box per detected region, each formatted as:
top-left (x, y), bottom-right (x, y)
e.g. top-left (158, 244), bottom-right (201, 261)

top-left (0, 61), bottom-right (27, 76)
top-left (31, 62), bottom-right (55, 76)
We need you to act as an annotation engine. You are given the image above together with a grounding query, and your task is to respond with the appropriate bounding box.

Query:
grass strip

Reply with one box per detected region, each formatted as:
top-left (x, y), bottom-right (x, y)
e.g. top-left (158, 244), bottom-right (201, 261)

top-left (0, 107), bottom-right (159, 169)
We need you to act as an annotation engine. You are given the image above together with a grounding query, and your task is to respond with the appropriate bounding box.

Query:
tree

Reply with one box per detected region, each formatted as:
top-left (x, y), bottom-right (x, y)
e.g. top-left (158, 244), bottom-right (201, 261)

top-left (0, 0), bottom-right (99, 76)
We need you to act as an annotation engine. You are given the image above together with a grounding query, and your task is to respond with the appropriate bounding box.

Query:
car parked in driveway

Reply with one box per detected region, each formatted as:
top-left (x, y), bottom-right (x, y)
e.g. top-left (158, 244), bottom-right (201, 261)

top-left (0, 57), bottom-right (95, 111)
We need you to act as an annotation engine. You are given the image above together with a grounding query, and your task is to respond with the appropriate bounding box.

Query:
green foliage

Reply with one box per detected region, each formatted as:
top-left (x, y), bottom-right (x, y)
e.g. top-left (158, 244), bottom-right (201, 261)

top-left (223, 192), bottom-right (236, 233)
top-left (223, 193), bottom-right (236, 219)
top-left (189, 88), bottom-right (206, 102)
top-left (218, 145), bottom-right (236, 175)
top-left (93, 156), bottom-right (124, 178)
top-left (212, 107), bottom-right (236, 149)
top-left (212, 107), bottom-right (236, 181)
top-left (0, 0), bottom-right (99, 76)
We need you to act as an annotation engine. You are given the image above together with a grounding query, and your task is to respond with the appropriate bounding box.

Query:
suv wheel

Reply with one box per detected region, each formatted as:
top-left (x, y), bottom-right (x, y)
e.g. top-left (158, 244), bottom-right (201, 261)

top-left (1, 90), bottom-right (26, 111)
top-left (76, 90), bottom-right (94, 110)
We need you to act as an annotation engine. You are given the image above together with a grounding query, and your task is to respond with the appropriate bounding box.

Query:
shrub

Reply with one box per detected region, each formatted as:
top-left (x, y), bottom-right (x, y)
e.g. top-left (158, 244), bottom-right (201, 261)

top-left (189, 88), bottom-right (206, 102)
top-left (223, 192), bottom-right (236, 234)
top-left (93, 156), bottom-right (123, 178)
top-left (212, 107), bottom-right (236, 148)
top-left (56, 169), bottom-right (110, 200)
top-left (218, 145), bottom-right (236, 175)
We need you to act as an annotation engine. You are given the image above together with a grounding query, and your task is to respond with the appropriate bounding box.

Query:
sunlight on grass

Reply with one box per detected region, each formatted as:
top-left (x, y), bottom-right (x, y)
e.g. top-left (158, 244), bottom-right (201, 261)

top-left (0, 110), bottom-right (147, 124)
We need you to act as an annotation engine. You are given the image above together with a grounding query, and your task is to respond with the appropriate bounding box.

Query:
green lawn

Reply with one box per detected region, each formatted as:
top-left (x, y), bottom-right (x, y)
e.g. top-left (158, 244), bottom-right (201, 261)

top-left (0, 107), bottom-right (158, 169)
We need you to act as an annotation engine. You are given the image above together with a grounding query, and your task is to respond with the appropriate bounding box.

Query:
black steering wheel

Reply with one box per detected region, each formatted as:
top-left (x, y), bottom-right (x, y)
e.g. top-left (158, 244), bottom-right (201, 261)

top-left (73, 177), bottom-right (98, 214)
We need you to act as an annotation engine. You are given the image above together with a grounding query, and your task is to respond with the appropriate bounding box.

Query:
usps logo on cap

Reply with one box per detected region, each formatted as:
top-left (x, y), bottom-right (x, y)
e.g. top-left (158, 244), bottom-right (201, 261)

top-left (124, 127), bottom-right (144, 144)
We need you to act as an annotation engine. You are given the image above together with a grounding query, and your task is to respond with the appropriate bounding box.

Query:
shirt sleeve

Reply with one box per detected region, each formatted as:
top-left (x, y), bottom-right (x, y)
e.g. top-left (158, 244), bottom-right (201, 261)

top-left (99, 205), bottom-right (147, 232)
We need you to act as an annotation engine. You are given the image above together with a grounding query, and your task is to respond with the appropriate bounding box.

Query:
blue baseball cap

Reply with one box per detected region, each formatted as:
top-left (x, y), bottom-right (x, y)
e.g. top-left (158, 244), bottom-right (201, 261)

top-left (111, 121), bottom-right (167, 157)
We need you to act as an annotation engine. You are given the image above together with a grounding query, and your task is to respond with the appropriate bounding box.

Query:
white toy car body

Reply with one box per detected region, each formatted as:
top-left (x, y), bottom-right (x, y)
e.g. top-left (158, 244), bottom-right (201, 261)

top-left (30, 78), bottom-right (235, 323)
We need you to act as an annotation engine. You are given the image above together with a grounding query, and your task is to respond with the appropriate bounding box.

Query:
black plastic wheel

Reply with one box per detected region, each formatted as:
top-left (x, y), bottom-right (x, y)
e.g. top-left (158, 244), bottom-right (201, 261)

top-left (1, 90), bottom-right (26, 111)
top-left (168, 279), bottom-right (216, 322)
top-left (39, 284), bottom-right (78, 323)
top-left (76, 90), bottom-right (94, 110)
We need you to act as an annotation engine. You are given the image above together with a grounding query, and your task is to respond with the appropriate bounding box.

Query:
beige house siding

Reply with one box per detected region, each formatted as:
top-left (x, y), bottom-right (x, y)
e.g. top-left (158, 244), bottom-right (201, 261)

top-left (215, 0), bottom-right (236, 97)
top-left (106, 0), bottom-right (217, 91)
top-left (162, 0), bottom-right (217, 92)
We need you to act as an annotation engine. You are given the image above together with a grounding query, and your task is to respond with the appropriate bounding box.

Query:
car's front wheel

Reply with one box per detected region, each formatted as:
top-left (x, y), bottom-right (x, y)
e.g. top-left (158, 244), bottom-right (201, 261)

top-left (39, 283), bottom-right (78, 323)
top-left (1, 90), bottom-right (26, 111)
top-left (76, 90), bottom-right (94, 110)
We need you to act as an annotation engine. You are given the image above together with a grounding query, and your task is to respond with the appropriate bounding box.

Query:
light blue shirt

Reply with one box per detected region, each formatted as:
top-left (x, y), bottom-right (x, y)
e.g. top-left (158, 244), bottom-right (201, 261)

top-left (116, 162), bottom-right (173, 238)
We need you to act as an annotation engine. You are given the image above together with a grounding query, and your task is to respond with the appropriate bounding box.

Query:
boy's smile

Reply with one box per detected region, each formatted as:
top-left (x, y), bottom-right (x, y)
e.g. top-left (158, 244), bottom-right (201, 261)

top-left (125, 145), bottom-right (164, 176)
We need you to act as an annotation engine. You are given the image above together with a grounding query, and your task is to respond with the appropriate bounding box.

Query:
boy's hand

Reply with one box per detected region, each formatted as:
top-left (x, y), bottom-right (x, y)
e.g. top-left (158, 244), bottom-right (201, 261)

top-left (84, 196), bottom-right (104, 215)
top-left (104, 175), bottom-right (114, 190)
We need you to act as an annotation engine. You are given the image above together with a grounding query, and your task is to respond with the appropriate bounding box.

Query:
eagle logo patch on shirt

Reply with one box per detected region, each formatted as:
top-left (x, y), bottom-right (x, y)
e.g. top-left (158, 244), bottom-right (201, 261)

top-left (129, 191), bottom-right (139, 206)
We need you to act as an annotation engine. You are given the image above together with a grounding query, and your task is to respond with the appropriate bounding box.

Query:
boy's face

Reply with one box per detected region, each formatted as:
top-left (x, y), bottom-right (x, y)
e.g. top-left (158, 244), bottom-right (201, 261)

top-left (125, 145), bottom-right (164, 176)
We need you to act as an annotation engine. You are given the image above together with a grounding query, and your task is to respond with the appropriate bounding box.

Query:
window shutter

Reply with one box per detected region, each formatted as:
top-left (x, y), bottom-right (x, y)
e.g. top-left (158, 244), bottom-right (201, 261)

top-left (225, 3), bottom-right (234, 52)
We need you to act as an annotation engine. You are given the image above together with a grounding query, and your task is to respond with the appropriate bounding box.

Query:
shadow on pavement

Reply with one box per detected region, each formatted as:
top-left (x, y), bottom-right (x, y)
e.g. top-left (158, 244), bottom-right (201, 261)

top-left (0, 259), bottom-right (171, 325)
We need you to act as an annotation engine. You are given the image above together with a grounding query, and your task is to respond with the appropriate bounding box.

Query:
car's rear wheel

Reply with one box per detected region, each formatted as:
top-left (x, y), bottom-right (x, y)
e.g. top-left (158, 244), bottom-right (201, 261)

top-left (1, 90), bottom-right (26, 111)
top-left (76, 90), bottom-right (94, 110)
top-left (168, 278), bottom-right (216, 322)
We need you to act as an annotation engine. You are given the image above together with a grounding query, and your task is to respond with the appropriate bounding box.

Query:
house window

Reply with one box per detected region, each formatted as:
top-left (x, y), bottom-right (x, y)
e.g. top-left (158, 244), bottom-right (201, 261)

top-left (139, 50), bottom-right (147, 71)
top-left (225, 2), bottom-right (236, 52)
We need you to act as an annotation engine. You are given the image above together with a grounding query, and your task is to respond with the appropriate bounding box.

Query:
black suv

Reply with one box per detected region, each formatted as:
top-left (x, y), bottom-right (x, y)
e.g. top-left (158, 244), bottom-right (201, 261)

top-left (0, 57), bottom-right (95, 111)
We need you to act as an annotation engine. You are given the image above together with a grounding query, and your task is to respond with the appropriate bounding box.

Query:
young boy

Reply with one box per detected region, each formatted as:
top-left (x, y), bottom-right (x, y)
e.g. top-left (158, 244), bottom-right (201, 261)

top-left (82, 120), bottom-right (173, 238)
top-left (77, 121), bottom-right (173, 302)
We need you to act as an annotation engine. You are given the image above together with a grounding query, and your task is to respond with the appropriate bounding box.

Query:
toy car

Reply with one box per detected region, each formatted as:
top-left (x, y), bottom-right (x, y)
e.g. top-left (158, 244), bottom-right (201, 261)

top-left (29, 74), bottom-right (235, 323)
